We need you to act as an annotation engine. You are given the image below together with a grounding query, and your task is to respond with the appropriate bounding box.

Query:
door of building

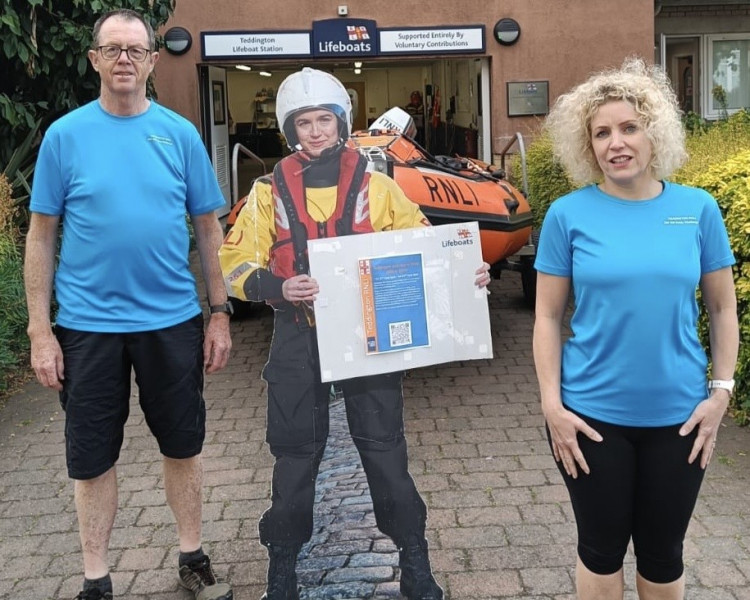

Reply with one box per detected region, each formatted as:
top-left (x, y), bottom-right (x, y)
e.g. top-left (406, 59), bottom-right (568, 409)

top-left (660, 35), bottom-right (701, 117)
top-left (342, 81), bottom-right (367, 132)
top-left (199, 65), bottom-right (231, 216)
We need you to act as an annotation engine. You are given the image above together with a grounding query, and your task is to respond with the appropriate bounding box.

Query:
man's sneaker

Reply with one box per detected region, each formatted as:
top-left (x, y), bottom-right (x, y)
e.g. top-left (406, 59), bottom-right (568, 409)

top-left (398, 537), bottom-right (444, 600)
top-left (260, 544), bottom-right (300, 600)
top-left (75, 589), bottom-right (113, 599)
top-left (178, 555), bottom-right (233, 600)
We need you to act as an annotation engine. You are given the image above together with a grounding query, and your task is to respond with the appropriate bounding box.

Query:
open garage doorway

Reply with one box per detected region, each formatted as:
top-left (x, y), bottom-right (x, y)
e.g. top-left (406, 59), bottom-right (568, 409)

top-left (209, 56), bottom-right (491, 205)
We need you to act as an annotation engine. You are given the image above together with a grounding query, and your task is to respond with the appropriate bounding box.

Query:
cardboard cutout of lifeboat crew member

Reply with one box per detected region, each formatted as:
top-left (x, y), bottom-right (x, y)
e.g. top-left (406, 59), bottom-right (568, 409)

top-left (219, 67), bottom-right (491, 600)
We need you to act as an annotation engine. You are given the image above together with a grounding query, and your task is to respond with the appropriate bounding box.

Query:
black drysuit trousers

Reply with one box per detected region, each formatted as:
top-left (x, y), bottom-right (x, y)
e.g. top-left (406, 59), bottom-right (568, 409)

top-left (258, 308), bottom-right (427, 548)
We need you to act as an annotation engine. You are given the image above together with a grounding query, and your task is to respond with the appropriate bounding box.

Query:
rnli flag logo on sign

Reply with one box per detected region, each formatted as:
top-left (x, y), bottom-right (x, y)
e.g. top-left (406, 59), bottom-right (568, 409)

top-left (312, 18), bottom-right (377, 57)
top-left (347, 26), bottom-right (370, 40)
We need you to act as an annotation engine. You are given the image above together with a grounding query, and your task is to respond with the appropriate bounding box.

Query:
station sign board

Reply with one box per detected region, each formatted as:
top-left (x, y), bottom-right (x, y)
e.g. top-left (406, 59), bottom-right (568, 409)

top-left (311, 18), bottom-right (378, 58)
top-left (201, 30), bottom-right (311, 60)
top-left (202, 23), bottom-right (485, 61)
top-left (379, 26), bottom-right (485, 55)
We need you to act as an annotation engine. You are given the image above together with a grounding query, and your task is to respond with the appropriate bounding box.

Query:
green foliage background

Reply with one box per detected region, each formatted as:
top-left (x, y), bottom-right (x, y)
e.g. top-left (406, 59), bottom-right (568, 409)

top-left (0, 174), bottom-right (28, 395)
top-left (521, 110), bottom-right (750, 423)
top-left (1, 0), bottom-right (175, 168)
top-left (675, 147), bottom-right (750, 424)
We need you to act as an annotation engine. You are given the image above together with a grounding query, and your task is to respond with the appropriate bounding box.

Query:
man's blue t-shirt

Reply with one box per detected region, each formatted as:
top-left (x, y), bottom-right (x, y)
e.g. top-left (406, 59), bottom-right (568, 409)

top-left (31, 101), bottom-right (224, 332)
top-left (535, 182), bottom-right (735, 426)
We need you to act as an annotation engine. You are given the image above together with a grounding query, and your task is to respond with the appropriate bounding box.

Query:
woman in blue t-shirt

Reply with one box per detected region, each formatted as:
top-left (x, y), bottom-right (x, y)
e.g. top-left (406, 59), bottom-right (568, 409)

top-left (533, 57), bottom-right (739, 599)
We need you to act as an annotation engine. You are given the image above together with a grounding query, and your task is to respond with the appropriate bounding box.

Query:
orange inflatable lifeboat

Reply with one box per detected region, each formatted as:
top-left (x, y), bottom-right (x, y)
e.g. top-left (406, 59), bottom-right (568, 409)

top-left (226, 108), bottom-right (537, 305)
top-left (348, 119), bottom-right (532, 266)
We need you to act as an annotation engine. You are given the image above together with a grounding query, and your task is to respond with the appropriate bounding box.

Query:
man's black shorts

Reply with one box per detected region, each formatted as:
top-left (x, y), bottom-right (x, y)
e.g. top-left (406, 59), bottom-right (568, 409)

top-left (56, 314), bottom-right (206, 480)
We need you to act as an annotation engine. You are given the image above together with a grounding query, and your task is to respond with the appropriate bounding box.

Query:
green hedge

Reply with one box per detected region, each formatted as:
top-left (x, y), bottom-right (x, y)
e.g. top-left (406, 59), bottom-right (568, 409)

top-left (674, 111), bottom-right (750, 423)
top-left (0, 175), bottom-right (29, 395)
top-left (0, 234), bottom-right (28, 387)
top-left (676, 150), bottom-right (750, 423)
top-left (524, 134), bottom-right (574, 230)
top-left (677, 110), bottom-right (750, 183)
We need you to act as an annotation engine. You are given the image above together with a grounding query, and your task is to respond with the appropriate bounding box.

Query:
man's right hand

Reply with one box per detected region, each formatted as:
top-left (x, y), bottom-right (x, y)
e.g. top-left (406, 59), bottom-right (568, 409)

top-left (29, 330), bottom-right (64, 391)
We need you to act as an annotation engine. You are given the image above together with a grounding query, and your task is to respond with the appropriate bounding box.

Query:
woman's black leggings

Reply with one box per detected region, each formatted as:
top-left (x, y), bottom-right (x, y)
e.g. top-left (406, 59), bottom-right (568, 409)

top-left (549, 409), bottom-right (706, 584)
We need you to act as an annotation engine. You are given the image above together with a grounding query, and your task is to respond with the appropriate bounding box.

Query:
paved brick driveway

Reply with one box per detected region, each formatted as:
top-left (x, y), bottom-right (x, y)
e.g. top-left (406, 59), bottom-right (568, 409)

top-left (0, 272), bottom-right (747, 599)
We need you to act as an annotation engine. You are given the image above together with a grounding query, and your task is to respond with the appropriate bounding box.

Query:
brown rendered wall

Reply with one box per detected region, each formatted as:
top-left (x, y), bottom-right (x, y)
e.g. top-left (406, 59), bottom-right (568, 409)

top-left (154, 0), bottom-right (654, 147)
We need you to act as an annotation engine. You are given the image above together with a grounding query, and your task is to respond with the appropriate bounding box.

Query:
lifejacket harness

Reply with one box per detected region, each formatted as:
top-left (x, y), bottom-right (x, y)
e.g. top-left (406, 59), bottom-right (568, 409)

top-left (269, 148), bottom-right (372, 279)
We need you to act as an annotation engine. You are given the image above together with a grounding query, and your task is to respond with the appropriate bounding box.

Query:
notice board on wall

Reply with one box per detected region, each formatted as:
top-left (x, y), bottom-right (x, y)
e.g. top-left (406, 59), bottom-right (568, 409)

top-left (507, 81), bottom-right (549, 116)
top-left (308, 222), bottom-right (493, 382)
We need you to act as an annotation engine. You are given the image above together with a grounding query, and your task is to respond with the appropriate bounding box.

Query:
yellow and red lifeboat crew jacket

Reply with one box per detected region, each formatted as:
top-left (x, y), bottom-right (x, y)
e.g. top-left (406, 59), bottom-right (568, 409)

top-left (269, 147), bottom-right (374, 280)
top-left (219, 146), bottom-right (429, 312)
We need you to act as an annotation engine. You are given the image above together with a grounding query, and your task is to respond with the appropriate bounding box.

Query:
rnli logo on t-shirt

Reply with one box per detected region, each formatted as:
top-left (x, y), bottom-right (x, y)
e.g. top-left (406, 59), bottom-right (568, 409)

top-left (664, 216), bottom-right (699, 226)
top-left (147, 134), bottom-right (174, 146)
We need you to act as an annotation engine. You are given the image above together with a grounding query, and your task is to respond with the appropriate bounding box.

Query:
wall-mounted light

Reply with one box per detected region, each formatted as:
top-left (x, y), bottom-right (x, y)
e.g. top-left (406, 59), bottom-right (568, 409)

top-left (493, 18), bottom-right (521, 46)
top-left (235, 65), bottom-right (252, 71)
top-left (354, 68), bottom-right (362, 75)
top-left (163, 26), bottom-right (193, 55)
top-left (259, 70), bottom-right (272, 77)
top-left (354, 61), bottom-right (362, 68)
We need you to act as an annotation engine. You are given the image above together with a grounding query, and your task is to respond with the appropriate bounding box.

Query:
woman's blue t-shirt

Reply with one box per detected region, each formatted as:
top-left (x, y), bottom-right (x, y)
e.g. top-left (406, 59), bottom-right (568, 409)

top-left (535, 182), bottom-right (735, 426)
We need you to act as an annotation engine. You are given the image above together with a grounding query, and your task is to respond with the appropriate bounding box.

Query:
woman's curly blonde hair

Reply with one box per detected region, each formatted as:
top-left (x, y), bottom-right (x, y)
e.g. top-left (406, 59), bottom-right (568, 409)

top-left (544, 56), bottom-right (687, 185)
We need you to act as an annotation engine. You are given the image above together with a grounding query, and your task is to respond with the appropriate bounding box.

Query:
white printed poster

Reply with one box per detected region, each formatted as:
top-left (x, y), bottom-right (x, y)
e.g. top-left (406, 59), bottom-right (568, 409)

top-left (308, 222), bottom-right (492, 382)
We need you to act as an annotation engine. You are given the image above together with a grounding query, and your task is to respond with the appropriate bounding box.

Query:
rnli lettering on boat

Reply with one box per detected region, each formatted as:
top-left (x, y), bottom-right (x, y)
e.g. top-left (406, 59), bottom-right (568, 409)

top-left (422, 175), bottom-right (480, 206)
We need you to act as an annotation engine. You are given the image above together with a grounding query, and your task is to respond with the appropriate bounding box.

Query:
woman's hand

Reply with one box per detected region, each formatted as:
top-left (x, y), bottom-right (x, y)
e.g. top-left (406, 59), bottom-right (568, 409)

top-left (679, 390), bottom-right (730, 469)
top-left (475, 262), bottom-right (491, 288)
top-left (282, 274), bottom-right (319, 303)
top-left (544, 404), bottom-right (603, 479)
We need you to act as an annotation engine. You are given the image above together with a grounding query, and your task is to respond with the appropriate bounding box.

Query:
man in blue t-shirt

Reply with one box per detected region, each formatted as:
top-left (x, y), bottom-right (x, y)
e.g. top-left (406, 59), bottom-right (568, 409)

top-left (24, 9), bottom-right (233, 600)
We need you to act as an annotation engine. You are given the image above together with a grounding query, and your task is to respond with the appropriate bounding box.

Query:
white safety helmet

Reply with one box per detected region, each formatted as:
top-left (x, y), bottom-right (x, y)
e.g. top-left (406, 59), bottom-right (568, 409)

top-left (275, 67), bottom-right (353, 151)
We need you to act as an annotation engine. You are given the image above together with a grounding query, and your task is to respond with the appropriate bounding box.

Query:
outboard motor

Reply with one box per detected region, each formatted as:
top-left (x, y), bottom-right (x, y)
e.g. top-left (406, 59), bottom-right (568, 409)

top-left (368, 107), bottom-right (417, 138)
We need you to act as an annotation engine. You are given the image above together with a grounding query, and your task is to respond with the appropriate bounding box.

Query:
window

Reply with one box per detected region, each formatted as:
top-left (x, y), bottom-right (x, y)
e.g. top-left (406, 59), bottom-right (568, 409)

top-left (705, 34), bottom-right (750, 118)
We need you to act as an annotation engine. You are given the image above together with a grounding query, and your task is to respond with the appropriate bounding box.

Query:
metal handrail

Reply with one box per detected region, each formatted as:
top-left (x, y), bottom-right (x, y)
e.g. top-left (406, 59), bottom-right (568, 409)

top-left (499, 133), bottom-right (528, 198)
top-left (231, 142), bottom-right (267, 206)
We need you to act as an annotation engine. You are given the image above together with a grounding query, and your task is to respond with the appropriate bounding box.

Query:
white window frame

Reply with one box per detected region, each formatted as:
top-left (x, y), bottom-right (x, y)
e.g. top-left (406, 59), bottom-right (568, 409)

top-left (703, 33), bottom-right (750, 120)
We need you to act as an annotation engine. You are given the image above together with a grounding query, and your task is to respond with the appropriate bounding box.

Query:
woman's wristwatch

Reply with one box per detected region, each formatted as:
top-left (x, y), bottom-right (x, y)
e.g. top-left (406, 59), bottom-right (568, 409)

top-left (708, 379), bottom-right (735, 396)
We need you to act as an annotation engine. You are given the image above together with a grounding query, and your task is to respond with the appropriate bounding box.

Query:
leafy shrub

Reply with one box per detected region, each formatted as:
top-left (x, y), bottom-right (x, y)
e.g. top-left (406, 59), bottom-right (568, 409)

top-left (1, 0), bottom-right (175, 170)
top-left (683, 111), bottom-right (710, 135)
top-left (676, 109), bottom-right (750, 183)
top-left (524, 132), bottom-right (574, 230)
top-left (682, 151), bottom-right (750, 424)
top-left (0, 174), bottom-right (29, 394)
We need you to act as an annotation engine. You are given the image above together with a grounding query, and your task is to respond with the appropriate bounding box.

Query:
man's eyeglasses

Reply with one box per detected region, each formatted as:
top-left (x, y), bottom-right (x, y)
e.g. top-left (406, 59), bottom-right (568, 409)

top-left (96, 45), bottom-right (152, 62)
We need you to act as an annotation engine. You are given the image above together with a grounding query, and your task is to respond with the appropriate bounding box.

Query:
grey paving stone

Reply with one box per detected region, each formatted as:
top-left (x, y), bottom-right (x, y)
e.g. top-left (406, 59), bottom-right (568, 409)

top-left (0, 266), bottom-right (748, 600)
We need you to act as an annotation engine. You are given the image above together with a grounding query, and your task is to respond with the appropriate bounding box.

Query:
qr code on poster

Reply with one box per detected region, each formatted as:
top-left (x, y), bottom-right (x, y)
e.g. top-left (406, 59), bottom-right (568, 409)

top-left (389, 320), bottom-right (412, 347)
